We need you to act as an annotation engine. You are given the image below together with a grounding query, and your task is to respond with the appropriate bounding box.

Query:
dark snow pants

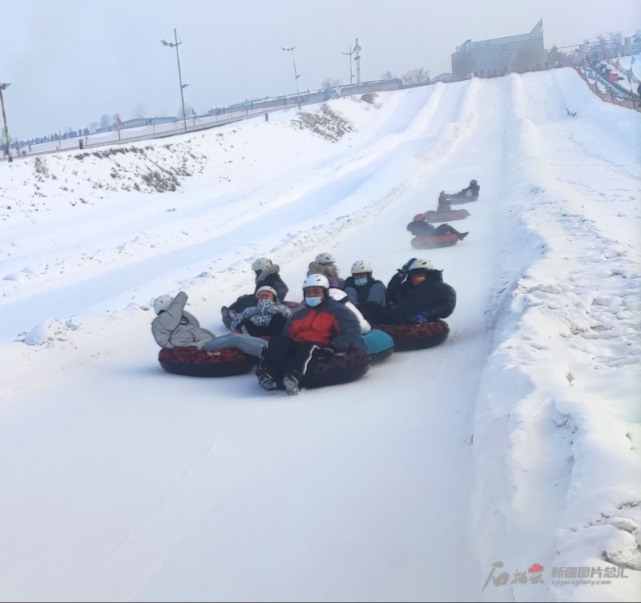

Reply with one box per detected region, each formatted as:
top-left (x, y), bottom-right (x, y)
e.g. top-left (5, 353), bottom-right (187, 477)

top-left (360, 302), bottom-right (406, 325)
top-left (239, 313), bottom-right (288, 337)
top-left (260, 336), bottom-right (319, 382)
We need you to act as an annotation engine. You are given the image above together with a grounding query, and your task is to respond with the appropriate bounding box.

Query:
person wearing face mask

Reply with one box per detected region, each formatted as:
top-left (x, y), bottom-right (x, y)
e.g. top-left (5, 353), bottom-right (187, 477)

top-left (360, 258), bottom-right (456, 326)
top-left (222, 257), bottom-right (289, 328)
top-left (230, 286), bottom-right (292, 337)
top-left (344, 260), bottom-right (387, 308)
top-left (257, 274), bottom-right (365, 395)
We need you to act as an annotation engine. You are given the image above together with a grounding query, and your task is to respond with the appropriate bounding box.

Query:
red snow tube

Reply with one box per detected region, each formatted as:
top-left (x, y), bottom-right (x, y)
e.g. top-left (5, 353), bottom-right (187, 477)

top-left (411, 233), bottom-right (459, 249)
top-left (419, 209), bottom-right (470, 223)
top-left (257, 347), bottom-right (371, 390)
top-left (159, 347), bottom-right (257, 377)
top-left (373, 320), bottom-right (450, 351)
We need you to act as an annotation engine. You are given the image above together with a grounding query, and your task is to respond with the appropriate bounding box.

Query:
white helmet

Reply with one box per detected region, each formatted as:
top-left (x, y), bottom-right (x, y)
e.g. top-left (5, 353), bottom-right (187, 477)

top-left (154, 294), bottom-right (174, 315)
top-left (351, 260), bottom-right (372, 274)
top-left (315, 252), bottom-right (336, 265)
top-left (302, 274), bottom-right (330, 290)
top-left (408, 258), bottom-right (434, 272)
top-left (256, 285), bottom-right (277, 298)
top-left (252, 258), bottom-right (273, 273)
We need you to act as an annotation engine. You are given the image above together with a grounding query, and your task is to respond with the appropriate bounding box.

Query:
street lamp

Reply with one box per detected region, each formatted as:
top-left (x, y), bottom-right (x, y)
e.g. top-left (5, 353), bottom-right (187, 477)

top-left (0, 82), bottom-right (12, 163)
top-left (161, 29), bottom-right (188, 133)
top-left (282, 46), bottom-right (302, 108)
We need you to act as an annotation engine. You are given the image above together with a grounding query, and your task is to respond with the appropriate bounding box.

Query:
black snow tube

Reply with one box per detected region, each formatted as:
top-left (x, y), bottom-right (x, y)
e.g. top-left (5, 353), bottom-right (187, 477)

top-left (411, 233), bottom-right (459, 249)
top-left (258, 347), bottom-right (371, 390)
top-left (159, 347), bottom-right (257, 377)
top-left (302, 348), bottom-right (371, 388)
top-left (373, 320), bottom-right (450, 351)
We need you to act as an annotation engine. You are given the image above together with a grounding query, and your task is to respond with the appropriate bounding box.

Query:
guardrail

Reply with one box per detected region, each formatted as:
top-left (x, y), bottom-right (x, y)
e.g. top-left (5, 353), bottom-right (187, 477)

top-left (1, 80), bottom-right (403, 162)
top-left (574, 66), bottom-right (641, 112)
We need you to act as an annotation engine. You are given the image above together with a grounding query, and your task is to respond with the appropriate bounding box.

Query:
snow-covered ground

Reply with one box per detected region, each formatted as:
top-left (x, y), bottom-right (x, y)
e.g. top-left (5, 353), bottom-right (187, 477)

top-left (0, 69), bottom-right (639, 602)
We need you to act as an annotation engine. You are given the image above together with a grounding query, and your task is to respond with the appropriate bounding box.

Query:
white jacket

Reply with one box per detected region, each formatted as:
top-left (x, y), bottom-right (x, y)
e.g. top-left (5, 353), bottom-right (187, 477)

top-left (328, 288), bottom-right (371, 335)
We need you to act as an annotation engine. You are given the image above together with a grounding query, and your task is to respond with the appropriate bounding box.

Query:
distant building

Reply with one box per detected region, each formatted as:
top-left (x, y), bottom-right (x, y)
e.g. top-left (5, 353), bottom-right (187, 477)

top-left (452, 19), bottom-right (545, 79)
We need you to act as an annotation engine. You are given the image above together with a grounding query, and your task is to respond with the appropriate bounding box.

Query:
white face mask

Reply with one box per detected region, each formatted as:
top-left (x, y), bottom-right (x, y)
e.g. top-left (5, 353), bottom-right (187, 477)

top-left (305, 297), bottom-right (322, 308)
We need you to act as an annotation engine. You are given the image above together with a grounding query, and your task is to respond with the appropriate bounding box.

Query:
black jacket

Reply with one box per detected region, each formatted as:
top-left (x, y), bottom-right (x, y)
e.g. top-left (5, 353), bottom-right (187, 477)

top-left (387, 269), bottom-right (456, 322)
top-left (407, 220), bottom-right (437, 236)
top-left (255, 272), bottom-right (289, 301)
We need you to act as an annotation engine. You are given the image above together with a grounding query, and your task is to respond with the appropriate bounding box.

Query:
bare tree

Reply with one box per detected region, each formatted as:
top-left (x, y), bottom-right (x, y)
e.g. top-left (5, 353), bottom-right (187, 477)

top-left (88, 121), bottom-right (98, 132)
top-left (608, 31), bottom-right (624, 53)
top-left (320, 78), bottom-right (342, 89)
top-left (133, 103), bottom-right (148, 119)
top-left (381, 70), bottom-right (395, 80)
top-left (99, 114), bottom-right (110, 129)
top-left (401, 68), bottom-right (431, 85)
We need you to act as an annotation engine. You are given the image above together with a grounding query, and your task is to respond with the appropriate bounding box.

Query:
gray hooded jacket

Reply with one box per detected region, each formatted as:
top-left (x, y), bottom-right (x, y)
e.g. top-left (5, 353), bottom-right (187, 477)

top-left (151, 292), bottom-right (214, 349)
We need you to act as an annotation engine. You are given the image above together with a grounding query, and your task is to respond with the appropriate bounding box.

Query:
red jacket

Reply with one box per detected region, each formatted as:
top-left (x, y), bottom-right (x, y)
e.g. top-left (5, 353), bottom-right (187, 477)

top-left (286, 299), bottom-right (365, 351)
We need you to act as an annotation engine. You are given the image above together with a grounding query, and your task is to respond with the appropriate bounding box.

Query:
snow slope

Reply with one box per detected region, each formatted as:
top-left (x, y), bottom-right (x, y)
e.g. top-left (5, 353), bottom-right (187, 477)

top-left (0, 69), bottom-right (639, 602)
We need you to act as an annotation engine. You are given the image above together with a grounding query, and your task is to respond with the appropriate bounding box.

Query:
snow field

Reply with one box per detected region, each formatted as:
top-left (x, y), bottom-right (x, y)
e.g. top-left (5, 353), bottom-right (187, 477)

top-left (0, 69), bottom-right (639, 602)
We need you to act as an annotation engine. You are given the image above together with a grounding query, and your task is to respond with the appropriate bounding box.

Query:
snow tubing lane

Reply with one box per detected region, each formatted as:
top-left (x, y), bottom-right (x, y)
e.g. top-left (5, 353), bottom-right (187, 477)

top-left (415, 209), bottom-right (470, 223)
top-left (301, 348), bottom-right (371, 389)
top-left (411, 233), bottom-right (459, 249)
top-left (373, 321), bottom-right (450, 351)
top-left (159, 347), bottom-right (257, 377)
top-left (364, 329), bottom-right (395, 364)
top-left (448, 194), bottom-right (479, 205)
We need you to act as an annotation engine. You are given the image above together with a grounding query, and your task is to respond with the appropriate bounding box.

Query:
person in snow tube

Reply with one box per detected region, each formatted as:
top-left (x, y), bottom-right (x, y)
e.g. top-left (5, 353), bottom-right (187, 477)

top-left (230, 286), bottom-right (292, 337)
top-left (437, 191), bottom-right (452, 213)
top-left (457, 179), bottom-right (480, 198)
top-left (407, 219), bottom-right (469, 241)
top-left (360, 258), bottom-right (456, 326)
top-left (257, 274), bottom-right (367, 395)
top-left (153, 291), bottom-right (267, 358)
top-left (344, 260), bottom-right (387, 308)
top-left (221, 258), bottom-right (289, 327)
top-left (308, 252), bottom-right (345, 289)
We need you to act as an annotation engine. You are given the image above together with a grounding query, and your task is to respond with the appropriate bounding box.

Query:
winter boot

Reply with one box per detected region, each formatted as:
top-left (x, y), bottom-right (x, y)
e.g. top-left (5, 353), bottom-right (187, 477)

top-left (258, 373), bottom-right (278, 391)
top-left (283, 373), bottom-right (300, 396)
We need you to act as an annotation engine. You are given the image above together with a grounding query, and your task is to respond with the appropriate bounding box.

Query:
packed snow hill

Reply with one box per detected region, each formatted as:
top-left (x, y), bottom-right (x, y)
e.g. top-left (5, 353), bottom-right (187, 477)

top-left (0, 69), bottom-right (639, 602)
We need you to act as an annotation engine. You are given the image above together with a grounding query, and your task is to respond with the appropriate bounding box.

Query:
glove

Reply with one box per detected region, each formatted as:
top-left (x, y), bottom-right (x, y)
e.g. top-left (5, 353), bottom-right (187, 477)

top-left (398, 258), bottom-right (417, 276)
top-left (410, 311), bottom-right (430, 325)
top-left (318, 346), bottom-right (336, 359)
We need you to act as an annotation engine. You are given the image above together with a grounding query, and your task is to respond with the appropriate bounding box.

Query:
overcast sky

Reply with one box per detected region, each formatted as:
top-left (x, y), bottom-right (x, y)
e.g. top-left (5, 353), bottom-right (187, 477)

top-left (1, 0), bottom-right (639, 139)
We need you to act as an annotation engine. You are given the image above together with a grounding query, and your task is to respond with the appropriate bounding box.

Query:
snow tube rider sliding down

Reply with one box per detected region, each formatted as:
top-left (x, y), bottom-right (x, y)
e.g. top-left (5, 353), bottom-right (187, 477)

top-left (360, 259), bottom-right (455, 350)
top-left (413, 191), bottom-right (470, 223)
top-left (407, 217), bottom-right (468, 249)
top-left (152, 292), bottom-right (268, 376)
top-left (221, 257), bottom-right (290, 328)
top-left (230, 286), bottom-right (292, 337)
top-left (257, 274), bottom-right (370, 395)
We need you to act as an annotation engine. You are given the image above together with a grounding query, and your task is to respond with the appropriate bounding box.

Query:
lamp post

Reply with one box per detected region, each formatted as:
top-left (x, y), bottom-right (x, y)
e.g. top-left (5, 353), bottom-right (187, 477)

top-left (282, 46), bottom-right (302, 108)
top-left (0, 82), bottom-right (12, 163)
top-left (342, 46), bottom-right (355, 85)
top-left (161, 29), bottom-right (188, 133)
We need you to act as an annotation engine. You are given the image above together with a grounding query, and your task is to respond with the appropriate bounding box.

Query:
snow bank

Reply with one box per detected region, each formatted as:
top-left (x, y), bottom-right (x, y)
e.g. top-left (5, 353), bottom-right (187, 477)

top-left (472, 70), bottom-right (641, 602)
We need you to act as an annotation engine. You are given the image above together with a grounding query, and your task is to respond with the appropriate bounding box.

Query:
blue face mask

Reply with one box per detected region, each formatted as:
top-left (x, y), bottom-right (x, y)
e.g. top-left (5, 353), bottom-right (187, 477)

top-left (305, 297), bottom-right (322, 308)
top-left (355, 278), bottom-right (368, 286)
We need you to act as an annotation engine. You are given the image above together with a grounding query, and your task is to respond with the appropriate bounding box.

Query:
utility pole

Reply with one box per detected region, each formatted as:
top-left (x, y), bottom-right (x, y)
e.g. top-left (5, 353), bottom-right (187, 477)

top-left (282, 46), bottom-right (302, 108)
top-left (0, 82), bottom-right (12, 163)
top-left (342, 46), bottom-right (355, 85)
top-left (354, 38), bottom-right (362, 84)
top-left (161, 29), bottom-right (188, 133)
